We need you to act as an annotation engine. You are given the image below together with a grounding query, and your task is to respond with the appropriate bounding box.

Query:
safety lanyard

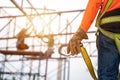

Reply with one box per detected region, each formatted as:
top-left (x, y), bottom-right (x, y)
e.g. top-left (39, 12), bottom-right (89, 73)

top-left (80, 45), bottom-right (97, 80)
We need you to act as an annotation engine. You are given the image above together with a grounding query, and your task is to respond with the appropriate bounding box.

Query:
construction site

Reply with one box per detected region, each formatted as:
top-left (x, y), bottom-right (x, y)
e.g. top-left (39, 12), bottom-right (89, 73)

top-left (0, 0), bottom-right (97, 80)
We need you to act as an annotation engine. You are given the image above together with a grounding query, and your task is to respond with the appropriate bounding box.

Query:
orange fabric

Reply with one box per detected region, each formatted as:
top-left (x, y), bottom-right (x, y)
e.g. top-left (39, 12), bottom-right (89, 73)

top-left (101, 0), bottom-right (120, 12)
top-left (80, 0), bottom-right (120, 32)
top-left (80, 0), bottom-right (102, 32)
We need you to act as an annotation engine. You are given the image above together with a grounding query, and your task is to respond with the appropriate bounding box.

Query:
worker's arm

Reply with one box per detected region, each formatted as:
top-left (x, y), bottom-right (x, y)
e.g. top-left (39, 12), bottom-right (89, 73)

top-left (80, 0), bottom-right (102, 32)
top-left (67, 0), bottom-right (102, 55)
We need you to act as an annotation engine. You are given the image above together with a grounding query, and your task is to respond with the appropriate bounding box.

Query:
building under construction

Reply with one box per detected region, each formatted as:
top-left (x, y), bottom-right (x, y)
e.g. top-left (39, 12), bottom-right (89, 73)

top-left (0, 0), bottom-right (97, 80)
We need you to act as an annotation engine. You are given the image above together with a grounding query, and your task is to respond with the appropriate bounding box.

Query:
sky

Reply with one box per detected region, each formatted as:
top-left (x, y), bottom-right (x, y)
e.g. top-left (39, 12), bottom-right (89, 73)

top-left (0, 0), bottom-right (98, 80)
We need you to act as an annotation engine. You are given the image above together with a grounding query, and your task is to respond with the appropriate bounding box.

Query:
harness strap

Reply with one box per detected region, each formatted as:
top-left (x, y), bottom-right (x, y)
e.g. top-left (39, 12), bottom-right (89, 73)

top-left (80, 45), bottom-right (98, 80)
top-left (101, 16), bottom-right (120, 25)
top-left (96, 0), bottom-right (120, 54)
top-left (97, 26), bottom-right (120, 53)
top-left (96, 0), bottom-right (113, 27)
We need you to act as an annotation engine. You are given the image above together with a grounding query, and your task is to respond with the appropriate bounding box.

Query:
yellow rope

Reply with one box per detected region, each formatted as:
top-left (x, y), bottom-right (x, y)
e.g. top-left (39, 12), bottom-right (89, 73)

top-left (80, 45), bottom-right (98, 80)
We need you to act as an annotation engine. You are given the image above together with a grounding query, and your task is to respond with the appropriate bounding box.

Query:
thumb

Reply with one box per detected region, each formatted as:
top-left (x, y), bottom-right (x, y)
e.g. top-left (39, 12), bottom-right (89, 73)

top-left (67, 44), bottom-right (70, 54)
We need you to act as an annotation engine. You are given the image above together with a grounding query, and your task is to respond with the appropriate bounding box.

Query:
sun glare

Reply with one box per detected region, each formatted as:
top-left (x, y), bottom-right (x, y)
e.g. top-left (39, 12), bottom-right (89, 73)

top-left (24, 0), bottom-right (87, 36)
top-left (25, 0), bottom-right (63, 36)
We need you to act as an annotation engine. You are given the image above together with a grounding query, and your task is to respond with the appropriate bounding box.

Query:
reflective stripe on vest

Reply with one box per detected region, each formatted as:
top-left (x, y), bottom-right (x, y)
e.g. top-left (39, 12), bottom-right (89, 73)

top-left (101, 16), bottom-right (120, 25)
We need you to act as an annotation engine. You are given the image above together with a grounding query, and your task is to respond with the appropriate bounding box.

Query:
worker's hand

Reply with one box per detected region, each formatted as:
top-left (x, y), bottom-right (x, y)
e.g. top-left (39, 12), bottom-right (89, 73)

top-left (67, 28), bottom-right (88, 55)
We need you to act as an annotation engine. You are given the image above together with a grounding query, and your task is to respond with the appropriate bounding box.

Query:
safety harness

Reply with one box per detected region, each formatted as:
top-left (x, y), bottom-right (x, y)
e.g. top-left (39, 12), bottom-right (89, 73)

top-left (96, 0), bottom-right (120, 54)
top-left (80, 0), bottom-right (120, 80)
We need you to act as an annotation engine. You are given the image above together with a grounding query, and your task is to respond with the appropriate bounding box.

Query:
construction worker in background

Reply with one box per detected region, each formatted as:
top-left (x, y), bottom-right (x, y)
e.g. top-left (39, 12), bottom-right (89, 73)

top-left (44, 34), bottom-right (54, 58)
top-left (67, 0), bottom-right (120, 80)
top-left (16, 28), bottom-right (29, 50)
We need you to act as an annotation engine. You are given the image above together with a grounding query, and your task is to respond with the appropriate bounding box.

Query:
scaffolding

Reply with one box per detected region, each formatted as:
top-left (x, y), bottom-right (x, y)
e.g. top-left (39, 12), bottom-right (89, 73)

top-left (0, 0), bottom-right (97, 80)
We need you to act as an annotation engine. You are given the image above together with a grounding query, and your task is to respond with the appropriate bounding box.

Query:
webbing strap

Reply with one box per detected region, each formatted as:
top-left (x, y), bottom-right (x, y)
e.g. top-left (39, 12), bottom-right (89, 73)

top-left (101, 16), bottom-right (120, 25)
top-left (80, 46), bottom-right (97, 80)
top-left (100, 0), bottom-right (113, 17)
top-left (97, 26), bottom-right (120, 53)
top-left (96, 0), bottom-right (113, 27)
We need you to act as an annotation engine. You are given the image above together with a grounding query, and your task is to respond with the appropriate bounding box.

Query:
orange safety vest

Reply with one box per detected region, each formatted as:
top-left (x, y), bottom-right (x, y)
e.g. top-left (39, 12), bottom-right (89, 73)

top-left (80, 0), bottom-right (120, 32)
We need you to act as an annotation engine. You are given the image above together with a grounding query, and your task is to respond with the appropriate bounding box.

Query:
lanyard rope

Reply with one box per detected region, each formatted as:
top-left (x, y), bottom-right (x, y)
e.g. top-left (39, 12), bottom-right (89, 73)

top-left (80, 45), bottom-right (98, 80)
